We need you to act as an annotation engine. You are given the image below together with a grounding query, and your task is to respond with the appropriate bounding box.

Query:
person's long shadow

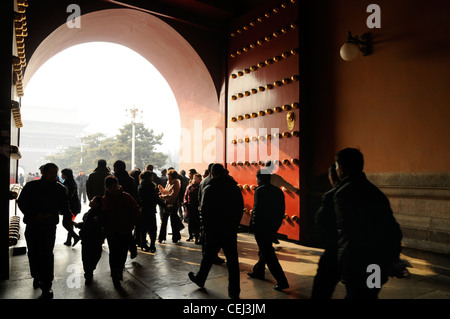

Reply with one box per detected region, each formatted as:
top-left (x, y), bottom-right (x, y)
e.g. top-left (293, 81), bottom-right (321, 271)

top-left (237, 238), bottom-right (318, 264)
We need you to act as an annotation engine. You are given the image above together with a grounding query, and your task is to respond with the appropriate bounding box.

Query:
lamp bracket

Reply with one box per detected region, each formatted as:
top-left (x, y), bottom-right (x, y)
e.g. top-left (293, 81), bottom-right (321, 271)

top-left (346, 31), bottom-right (371, 56)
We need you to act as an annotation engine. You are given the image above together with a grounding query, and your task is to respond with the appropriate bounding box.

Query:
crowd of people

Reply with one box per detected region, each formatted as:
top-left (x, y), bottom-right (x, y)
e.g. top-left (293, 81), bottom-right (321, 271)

top-left (16, 148), bottom-right (405, 300)
top-left (18, 159), bottom-right (250, 297)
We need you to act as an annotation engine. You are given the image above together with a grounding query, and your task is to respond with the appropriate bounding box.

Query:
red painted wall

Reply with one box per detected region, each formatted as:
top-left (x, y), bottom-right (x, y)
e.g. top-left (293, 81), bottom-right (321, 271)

top-left (306, 0), bottom-right (450, 175)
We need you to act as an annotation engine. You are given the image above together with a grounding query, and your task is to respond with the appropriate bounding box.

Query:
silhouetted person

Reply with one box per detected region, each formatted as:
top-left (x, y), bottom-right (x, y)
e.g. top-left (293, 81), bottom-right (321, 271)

top-left (17, 163), bottom-right (72, 298)
top-left (145, 164), bottom-right (162, 186)
top-left (25, 172), bottom-right (34, 184)
top-left (334, 148), bottom-right (402, 299)
top-left (74, 196), bottom-right (105, 285)
top-left (247, 169), bottom-right (289, 291)
top-left (137, 171), bottom-right (165, 252)
top-left (129, 168), bottom-right (142, 189)
top-left (160, 168), bottom-right (168, 187)
top-left (113, 160), bottom-right (139, 257)
top-left (183, 173), bottom-right (202, 244)
top-left (158, 168), bottom-right (168, 220)
top-left (198, 163), bottom-right (214, 204)
top-left (102, 176), bottom-right (140, 288)
top-left (178, 169), bottom-right (190, 220)
top-left (61, 168), bottom-right (81, 247)
top-left (86, 159), bottom-right (112, 200)
top-left (311, 163), bottom-right (341, 299)
top-left (188, 164), bottom-right (244, 299)
top-left (264, 160), bottom-right (299, 194)
top-left (197, 163), bottom-right (224, 264)
top-left (76, 170), bottom-right (88, 204)
top-left (113, 160), bottom-right (138, 200)
top-left (187, 168), bottom-right (197, 182)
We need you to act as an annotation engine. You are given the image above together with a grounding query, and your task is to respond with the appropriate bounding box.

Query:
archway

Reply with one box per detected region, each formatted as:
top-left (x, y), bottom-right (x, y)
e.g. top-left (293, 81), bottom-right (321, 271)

top-left (23, 8), bottom-right (225, 172)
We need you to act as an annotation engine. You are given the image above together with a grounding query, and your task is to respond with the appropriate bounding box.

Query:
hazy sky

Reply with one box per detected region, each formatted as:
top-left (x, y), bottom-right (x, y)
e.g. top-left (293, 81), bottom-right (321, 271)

top-left (21, 42), bottom-right (180, 153)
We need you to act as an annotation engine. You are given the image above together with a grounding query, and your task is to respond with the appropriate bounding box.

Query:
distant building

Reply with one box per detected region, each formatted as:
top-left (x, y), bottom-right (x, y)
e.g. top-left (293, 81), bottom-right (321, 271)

top-left (19, 106), bottom-right (88, 174)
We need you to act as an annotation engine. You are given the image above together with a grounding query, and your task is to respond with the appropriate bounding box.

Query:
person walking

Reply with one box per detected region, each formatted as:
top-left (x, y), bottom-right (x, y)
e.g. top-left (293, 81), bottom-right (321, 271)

top-left (86, 159), bottom-right (112, 200)
top-left (137, 171), bottom-right (165, 252)
top-left (145, 164), bottom-right (162, 186)
top-left (178, 169), bottom-right (190, 220)
top-left (17, 163), bottom-right (73, 298)
top-left (264, 160), bottom-right (299, 194)
top-left (187, 168), bottom-right (197, 183)
top-left (74, 196), bottom-right (105, 285)
top-left (61, 168), bottom-right (81, 247)
top-left (102, 176), bottom-right (140, 288)
top-left (113, 160), bottom-right (139, 257)
top-left (158, 168), bottom-right (169, 221)
top-left (183, 173), bottom-right (202, 244)
top-left (75, 170), bottom-right (88, 204)
top-left (113, 160), bottom-right (138, 200)
top-left (25, 172), bottom-right (34, 184)
top-left (197, 163), bottom-right (224, 263)
top-left (160, 169), bottom-right (168, 188)
top-left (247, 169), bottom-right (289, 291)
top-left (311, 163), bottom-right (341, 299)
top-left (158, 169), bottom-right (182, 243)
top-left (129, 168), bottom-right (141, 188)
top-left (334, 148), bottom-right (403, 299)
top-left (188, 164), bottom-right (244, 299)
top-left (197, 163), bottom-right (213, 245)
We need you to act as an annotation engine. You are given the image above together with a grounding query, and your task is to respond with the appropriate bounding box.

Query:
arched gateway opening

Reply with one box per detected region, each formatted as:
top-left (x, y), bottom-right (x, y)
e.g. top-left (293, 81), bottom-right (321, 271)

top-left (23, 8), bottom-right (225, 172)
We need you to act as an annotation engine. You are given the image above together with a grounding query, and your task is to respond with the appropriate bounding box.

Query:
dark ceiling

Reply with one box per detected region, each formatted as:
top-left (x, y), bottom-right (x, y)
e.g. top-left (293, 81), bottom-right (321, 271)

top-left (102, 0), bottom-right (270, 31)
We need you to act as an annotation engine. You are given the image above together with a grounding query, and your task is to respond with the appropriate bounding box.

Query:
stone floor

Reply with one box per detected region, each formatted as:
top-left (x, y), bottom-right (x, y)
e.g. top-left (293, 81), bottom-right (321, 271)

top-left (1, 203), bottom-right (449, 315)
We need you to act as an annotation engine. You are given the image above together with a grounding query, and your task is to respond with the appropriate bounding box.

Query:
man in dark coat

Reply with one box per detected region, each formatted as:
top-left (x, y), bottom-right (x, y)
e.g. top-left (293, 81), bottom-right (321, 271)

top-left (178, 169), bottom-right (190, 220)
top-left (113, 160), bottom-right (138, 200)
top-left (75, 170), bottom-right (88, 204)
top-left (197, 163), bottom-right (224, 263)
top-left (113, 160), bottom-right (139, 258)
top-left (17, 163), bottom-right (73, 298)
top-left (334, 148), bottom-right (402, 299)
top-left (188, 164), bottom-right (244, 299)
top-left (197, 163), bottom-right (214, 204)
top-left (137, 170), bottom-right (166, 252)
top-left (247, 169), bottom-right (289, 291)
top-left (145, 164), bottom-right (162, 186)
top-left (311, 163), bottom-right (341, 299)
top-left (102, 176), bottom-right (140, 288)
top-left (86, 159), bottom-right (112, 200)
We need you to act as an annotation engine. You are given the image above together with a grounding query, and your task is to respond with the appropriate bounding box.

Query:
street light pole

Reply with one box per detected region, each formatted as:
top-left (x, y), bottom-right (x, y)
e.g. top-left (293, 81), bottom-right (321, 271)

top-left (126, 107), bottom-right (141, 170)
top-left (131, 118), bottom-right (136, 169)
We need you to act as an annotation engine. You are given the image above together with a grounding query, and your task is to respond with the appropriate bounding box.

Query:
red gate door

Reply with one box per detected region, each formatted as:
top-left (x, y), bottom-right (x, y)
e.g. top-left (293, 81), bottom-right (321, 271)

top-left (226, 0), bottom-right (300, 241)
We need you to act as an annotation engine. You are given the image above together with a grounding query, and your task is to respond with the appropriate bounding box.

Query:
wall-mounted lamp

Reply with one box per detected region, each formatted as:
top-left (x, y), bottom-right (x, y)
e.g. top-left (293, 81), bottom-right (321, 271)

top-left (10, 145), bottom-right (22, 160)
top-left (340, 31), bottom-right (371, 61)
